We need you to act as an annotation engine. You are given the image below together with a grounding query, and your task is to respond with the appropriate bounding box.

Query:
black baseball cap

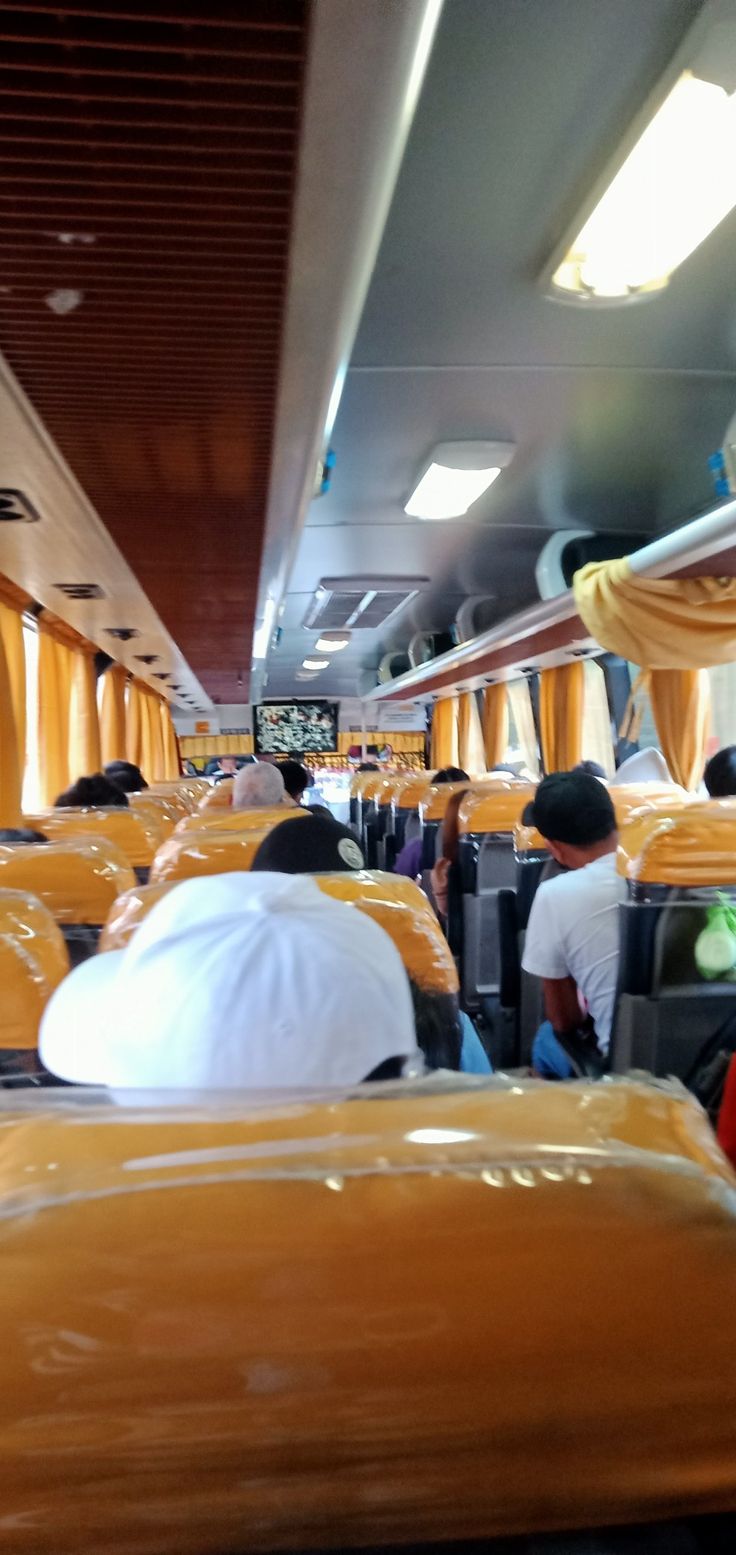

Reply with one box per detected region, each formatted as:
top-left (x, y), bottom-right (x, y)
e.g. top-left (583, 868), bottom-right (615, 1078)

top-left (530, 771), bottom-right (616, 846)
top-left (251, 814), bottom-right (365, 874)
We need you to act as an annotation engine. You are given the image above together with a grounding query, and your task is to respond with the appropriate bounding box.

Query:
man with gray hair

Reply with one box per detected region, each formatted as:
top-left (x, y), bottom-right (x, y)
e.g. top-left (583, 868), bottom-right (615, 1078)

top-left (232, 760), bottom-right (287, 810)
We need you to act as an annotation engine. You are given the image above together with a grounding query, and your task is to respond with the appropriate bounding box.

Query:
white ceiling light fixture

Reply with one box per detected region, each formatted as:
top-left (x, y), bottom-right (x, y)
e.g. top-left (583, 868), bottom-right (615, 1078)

top-left (550, 55), bottom-right (736, 302)
top-left (296, 670), bottom-right (320, 681)
top-left (302, 657), bottom-right (329, 671)
top-left (405, 441), bottom-right (516, 520)
top-left (45, 288), bottom-right (84, 316)
top-left (315, 632), bottom-right (351, 652)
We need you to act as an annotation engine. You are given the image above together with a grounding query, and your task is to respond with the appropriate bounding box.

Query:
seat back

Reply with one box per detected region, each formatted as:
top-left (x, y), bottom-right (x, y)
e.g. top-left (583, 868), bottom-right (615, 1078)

top-left (198, 779), bottom-right (234, 812)
top-left (454, 785), bottom-right (534, 1010)
top-left (0, 839), bottom-right (136, 964)
top-left (149, 780), bottom-right (206, 814)
top-left (0, 889), bottom-right (70, 1051)
top-left (25, 806), bottom-right (163, 880)
top-left (391, 774), bottom-right (433, 855)
top-left (1, 1080), bottom-right (736, 1550)
top-left (128, 793), bottom-right (179, 838)
top-left (612, 801), bottom-right (736, 1079)
top-left (315, 869), bottom-right (458, 997)
top-left (150, 828), bottom-right (270, 883)
top-left (100, 880), bottom-right (176, 951)
top-left (174, 805), bottom-right (308, 838)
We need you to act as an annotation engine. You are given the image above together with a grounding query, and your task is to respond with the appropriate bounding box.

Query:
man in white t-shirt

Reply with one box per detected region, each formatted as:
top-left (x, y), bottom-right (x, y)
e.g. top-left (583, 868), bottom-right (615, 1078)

top-left (522, 771), bottom-right (626, 1078)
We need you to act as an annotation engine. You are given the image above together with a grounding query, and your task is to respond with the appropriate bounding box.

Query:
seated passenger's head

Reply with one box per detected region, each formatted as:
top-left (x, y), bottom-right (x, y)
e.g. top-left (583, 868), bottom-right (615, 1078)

top-left (530, 771), bottom-right (617, 870)
top-left (0, 827), bottom-right (48, 846)
top-left (104, 760), bottom-right (147, 793)
top-left (277, 760), bottom-right (312, 804)
top-left (704, 745), bottom-right (736, 799)
top-left (232, 761), bottom-right (285, 810)
top-left (54, 773), bottom-right (129, 809)
top-left (357, 761), bottom-right (380, 773)
top-left (39, 873), bottom-right (416, 1089)
top-left (433, 767), bottom-right (469, 784)
top-left (251, 814), bottom-right (364, 874)
top-left (218, 756), bottom-right (238, 776)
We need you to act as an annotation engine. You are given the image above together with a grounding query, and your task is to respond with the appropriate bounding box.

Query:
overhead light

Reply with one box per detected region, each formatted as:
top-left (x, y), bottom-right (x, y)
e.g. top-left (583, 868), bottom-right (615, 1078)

top-left (302, 658), bottom-right (329, 671)
top-left (315, 632), bottom-right (350, 652)
top-left (405, 441), bottom-right (515, 520)
top-left (45, 287), bottom-right (84, 316)
top-left (550, 70), bottom-right (736, 301)
top-left (296, 670), bottom-right (319, 681)
top-left (54, 231), bottom-right (96, 247)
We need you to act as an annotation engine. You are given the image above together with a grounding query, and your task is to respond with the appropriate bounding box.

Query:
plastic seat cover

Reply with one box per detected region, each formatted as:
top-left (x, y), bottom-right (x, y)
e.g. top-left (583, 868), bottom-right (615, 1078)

top-left (24, 807), bottom-right (163, 869)
top-left (0, 839), bottom-right (136, 925)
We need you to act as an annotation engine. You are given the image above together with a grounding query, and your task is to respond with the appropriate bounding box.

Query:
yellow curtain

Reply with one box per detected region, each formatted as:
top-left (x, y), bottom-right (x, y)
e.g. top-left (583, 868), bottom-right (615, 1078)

top-left (458, 690), bottom-right (486, 774)
top-left (68, 650), bottom-right (101, 780)
top-left (647, 668), bottom-right (711, 790)
top-left (126, 680), bottom-right (145, 771)
top-left (100, 666), bottom-right (128, 765)
top-left (482, 684), bottom-right (509, 769)
top-left (160, 699), bottom-right (181, 780)
top-left (539, 662), bottom-right (584, 772)
top-left (430, 696), bottom-right (459, 769)
top-left (0, 626), bottom-right (21, 825)
top-left (37, 633), bottom-right (73, 806)
top-left (0, 600), bottom-right (26, 778)
top-left (139, 687), bottom-right (165, 783)
top-left (574, 557), bottom-right (736, 669)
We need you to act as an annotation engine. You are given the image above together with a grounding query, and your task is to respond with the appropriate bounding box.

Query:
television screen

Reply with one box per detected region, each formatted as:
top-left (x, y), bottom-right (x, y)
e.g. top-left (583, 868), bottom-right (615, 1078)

top-left (254, 700), bottom-right (338, 755)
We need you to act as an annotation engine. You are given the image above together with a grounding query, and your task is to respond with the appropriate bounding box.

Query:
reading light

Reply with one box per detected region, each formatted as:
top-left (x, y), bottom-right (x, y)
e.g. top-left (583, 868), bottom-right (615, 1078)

top-left (405, 441), bottom-right (515, 520)
top-left (551, 70), bottom-right (736, 301)
top-left (315, 633), bottom-right (350, 652)
top-left (302, 658), bottom-right (329, 671)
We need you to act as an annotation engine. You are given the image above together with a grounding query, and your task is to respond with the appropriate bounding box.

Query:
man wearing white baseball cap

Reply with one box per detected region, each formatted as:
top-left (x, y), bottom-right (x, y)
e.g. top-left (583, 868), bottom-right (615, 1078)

top-left (39, 873), bottom-right (418, 1091)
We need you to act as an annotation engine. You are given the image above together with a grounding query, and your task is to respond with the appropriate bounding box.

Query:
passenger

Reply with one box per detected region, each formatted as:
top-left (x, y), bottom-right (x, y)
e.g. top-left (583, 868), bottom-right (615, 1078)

top-left (232, 761), bottom-right (286, 810)
top-left (39, 873), bottom-right (418, 1089)
top-left (0, 827), bottom-right (48, 845)
top-left (277, 759), bottom-right (312, 806)
top-left (433, 766), bottom-right (469, 783)
top-left (54, 773), bottom-right (129, 808)
top-left (252, 814), bottom-right (486, 1074)
top-left (104, 760), bottom-right (147, 793)
top-left (614, 746), bottom-right (672, 784)
top-left (521, 771), bottom-right (625, 1079)
top-left (214, 755), bottom-right (239, 782)
top-left (251, 814), bottom-right (364, 873)
top-left (430, 786), bottom-right (468, 921)
top-left (393, 766), bottom-right (469, 879)
top-left (573, 759), bottom-right (607, 779)
top-left (704, 746), bottom-right (736, 798)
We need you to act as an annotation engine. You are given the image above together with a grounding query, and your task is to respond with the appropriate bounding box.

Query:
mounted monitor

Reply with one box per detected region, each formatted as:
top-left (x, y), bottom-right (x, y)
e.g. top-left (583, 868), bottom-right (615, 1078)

top-left (254, 701), bottom-right (338, 756)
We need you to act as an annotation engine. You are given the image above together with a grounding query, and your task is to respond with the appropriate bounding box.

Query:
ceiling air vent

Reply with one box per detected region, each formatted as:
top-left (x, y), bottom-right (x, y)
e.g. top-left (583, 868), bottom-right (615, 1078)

top-left (54, 582), bottom-right (105, 601)
top-left (0, 489), bottom-right (41, 523)
top-left (303, 576), bottom-right (428, 632)
top-left (105, 627), bottom-right (140, 643)
top-left (153, 672), bottom-right (171, 680)
top-left (134, 653), bottom-right (159, 665)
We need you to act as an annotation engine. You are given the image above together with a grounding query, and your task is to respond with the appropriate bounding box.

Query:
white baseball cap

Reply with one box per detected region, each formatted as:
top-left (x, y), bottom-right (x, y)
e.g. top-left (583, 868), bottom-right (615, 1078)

top-left (39, 872), bottom-right (417, 1090)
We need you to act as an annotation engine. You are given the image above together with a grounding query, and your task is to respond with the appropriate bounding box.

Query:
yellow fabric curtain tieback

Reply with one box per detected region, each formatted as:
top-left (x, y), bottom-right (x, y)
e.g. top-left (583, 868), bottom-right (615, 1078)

top-left (574, 557), bottom-right (736, 670)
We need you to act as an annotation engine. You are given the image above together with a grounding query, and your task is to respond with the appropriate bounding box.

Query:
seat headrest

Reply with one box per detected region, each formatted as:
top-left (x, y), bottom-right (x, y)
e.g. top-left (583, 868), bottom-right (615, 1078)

top-left (24, 807), bottom-right (163, 868)
top-left (457, 785), bottom-right (534, 834)
top-left (315, 869), bottom-right (458, 994)
top-left (0, 839), bottom-right (136, 923)
top-left (618, 798), bottom-right (736, 887)
top-left (150, 828), bottom-right (269, 883)
top-left (0, 887), bottom-right (69, 1006)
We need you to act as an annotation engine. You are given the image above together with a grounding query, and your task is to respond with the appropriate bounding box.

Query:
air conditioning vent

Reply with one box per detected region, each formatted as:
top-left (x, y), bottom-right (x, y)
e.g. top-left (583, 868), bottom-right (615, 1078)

top-left (105, 627), bottom-right (140, 642)
top-left (303, 576), bottom-right (428, 632)
top-left (153, 671), bottom-right (171, 680)
top-left (54, 582), bottom-right (105, 601)
top-left (0, 489), bottom-right (41, 523)
top-left (134, 653), bottom-right (159, 665)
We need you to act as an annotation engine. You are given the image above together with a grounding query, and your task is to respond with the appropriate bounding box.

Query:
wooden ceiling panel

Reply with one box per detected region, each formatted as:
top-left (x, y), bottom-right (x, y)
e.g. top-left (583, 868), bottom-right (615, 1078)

top-left (0, 0), bottom-right (307, 702)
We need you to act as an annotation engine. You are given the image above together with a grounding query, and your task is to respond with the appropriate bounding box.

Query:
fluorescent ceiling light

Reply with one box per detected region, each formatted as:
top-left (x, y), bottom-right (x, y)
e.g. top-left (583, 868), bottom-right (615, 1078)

top-left (295, 670), bottom-right (319, 681)
top-left (552, 71), bottom-right (736, 301)
top-left (315, 633), bottom-right (350, 652)
top-left (302, 657), bottom-right (329, 670)
top-left (405, 441), bottom-right (515, 520)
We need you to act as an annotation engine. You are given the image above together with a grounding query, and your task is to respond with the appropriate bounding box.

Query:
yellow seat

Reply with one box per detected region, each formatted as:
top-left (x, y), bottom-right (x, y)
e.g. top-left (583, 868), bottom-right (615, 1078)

top-left (0, 839), bottom-right (135, 925)
top-left (128, 793), bottom-right (179, 838)
top-left (457, 783), bottom-right (535, 833)
top-left (150, 829), bottom-right (270, 884)
top-left (100, 880), bottom-right (176, 952)
top-left (150, 780), bottom-right (208, 814)
top-left (513, 783), bottom-right (688, 856)
top-left (0, 935), bottom-right (53, 1051)
top-left (24, 807), bottom-right (163, 871)
top-left (0, 1079), bottom-right (735, 1550)
top-left (0, 888), bottom-right (69, 1002)
top-left (316, 870), bottom-right (458, 993)
top-left (618, 798), bottom-right (736, 887)
top-left (175, 805), bottom-right (308, 838)
top-left (198, 779), bottom-right (234, 812)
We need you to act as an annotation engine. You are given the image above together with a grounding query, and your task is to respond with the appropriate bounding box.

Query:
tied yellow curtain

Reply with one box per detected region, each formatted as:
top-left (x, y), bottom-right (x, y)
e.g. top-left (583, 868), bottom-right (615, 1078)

top-left (539, 662), bottom-right (584, 773)
top-left (100, 666), bottom-right (128, 765)
top-left (0, 599), bottom-right (26, 782)
top-left (574, 557), bottom-right (736, 669)
top-left (458, 690), bottom-right (485, 774)
top-left (37, 633), bottom-right (73, 806)
top-left (482, 684), bottom-right (509, 769)
top-left (68, 650), bottom-right (101, 781)
top-left (160, 699), bottom-right (181, 780)
top-left (0, 626), bottom-right (21, 825)
top-left (430, 696), bottom-right (459, 770)
top-left (126, 680), bottom-right (145, 771)
top-left (647, 668), bottom-right (710, 790)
